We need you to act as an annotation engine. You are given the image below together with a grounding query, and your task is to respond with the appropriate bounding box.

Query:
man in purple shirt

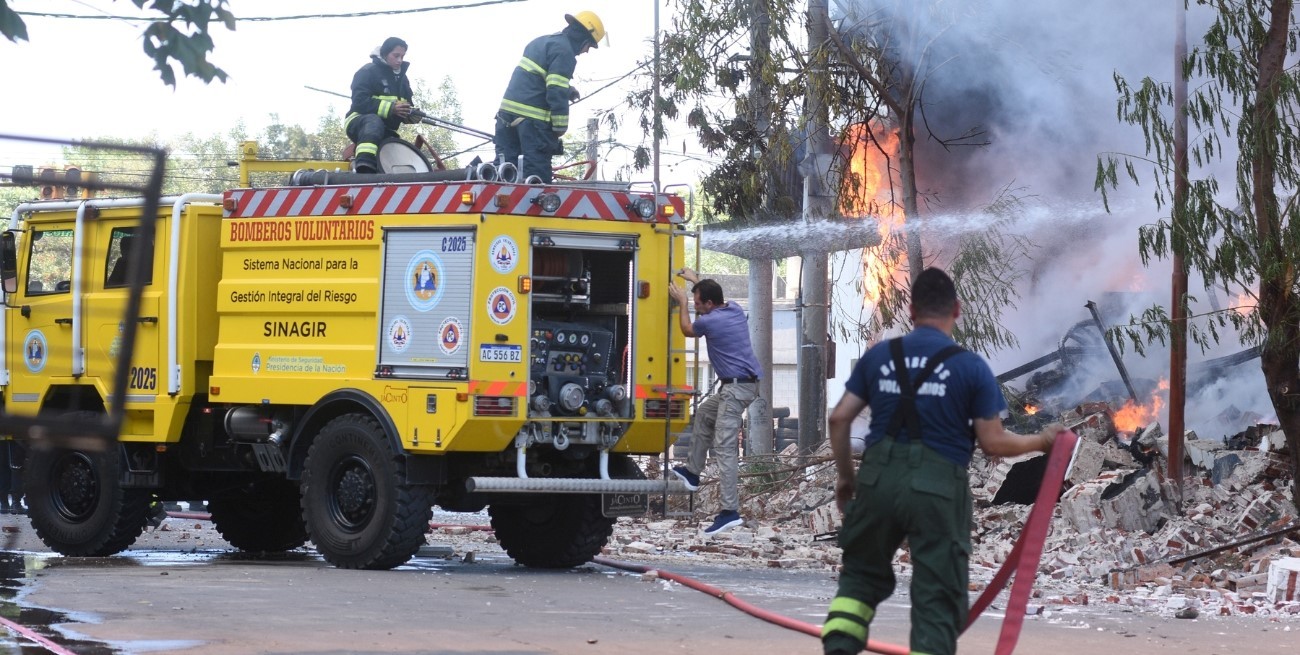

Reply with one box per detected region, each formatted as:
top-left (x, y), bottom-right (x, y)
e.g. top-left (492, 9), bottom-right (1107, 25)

top-left (667, 268), bottom-right (763, 535)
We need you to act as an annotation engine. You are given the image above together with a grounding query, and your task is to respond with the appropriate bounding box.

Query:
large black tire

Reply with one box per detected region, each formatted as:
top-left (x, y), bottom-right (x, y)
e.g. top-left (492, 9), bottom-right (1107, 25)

top-left (489, 454), bottom-right (624, 571)
top-left (300, 414), bottom-right (433, 570)
top-left (607, 453), bottom-right (646, 481)
top-left (208, 476), bottom-right (308, 552)
top-left (25, 422), bottom-right (151, 556)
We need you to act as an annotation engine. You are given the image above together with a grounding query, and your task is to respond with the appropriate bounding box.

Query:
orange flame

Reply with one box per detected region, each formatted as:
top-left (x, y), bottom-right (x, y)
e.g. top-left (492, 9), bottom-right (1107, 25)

top-left (1024, 404), bottom-right (1040, 415)
top-left (842, 122), bottom-right (902, 306)
top-left (1232, 291), bottom-right (1255, 316)
top-left (842, 123), bottom-right (898, 216)
top-left (1112, 377), bottom-right (1169, 433)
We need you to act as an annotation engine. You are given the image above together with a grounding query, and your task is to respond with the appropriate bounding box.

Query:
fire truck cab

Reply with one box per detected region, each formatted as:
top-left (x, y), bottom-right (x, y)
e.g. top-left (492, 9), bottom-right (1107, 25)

top-left (0, 155), bottom-right (692, 569)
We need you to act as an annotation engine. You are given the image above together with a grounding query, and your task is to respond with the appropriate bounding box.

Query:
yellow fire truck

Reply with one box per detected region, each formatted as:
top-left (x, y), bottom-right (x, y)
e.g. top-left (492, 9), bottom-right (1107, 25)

top-left (0, 146), bottom-right (692, 569)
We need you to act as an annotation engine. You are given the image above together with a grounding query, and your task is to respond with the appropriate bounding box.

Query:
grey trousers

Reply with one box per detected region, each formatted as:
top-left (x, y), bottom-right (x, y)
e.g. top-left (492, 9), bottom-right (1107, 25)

top-left (687, 381), bottom-right (758, 512)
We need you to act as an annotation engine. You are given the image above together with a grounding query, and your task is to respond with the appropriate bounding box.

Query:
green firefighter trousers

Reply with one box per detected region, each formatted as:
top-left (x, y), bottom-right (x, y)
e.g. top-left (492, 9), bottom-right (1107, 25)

top-left (822, 438), bottom-right (972, 655)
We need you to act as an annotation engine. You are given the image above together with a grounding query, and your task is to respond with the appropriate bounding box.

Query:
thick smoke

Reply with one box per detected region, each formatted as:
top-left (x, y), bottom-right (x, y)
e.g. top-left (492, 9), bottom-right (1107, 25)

top-left (829, 1), bottom-right (1273, 438)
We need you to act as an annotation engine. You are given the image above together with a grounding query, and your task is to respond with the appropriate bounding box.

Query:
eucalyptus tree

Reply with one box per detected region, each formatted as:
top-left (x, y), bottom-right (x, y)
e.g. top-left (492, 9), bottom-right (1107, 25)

top-left (626, 1), bottom-right (1030, 356)
top-left (1097, 0), bottom-right (1300, 507)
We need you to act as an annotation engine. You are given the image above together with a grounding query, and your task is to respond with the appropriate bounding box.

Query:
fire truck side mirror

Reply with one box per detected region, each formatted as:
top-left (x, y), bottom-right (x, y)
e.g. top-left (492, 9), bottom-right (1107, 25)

top-left (0, 231), bottom-right (17, 295)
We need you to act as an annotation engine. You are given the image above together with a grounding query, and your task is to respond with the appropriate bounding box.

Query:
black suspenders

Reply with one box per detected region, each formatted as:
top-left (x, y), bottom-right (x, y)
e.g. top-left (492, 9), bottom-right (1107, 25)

top-left (883, 338), bottom-right (966, 443)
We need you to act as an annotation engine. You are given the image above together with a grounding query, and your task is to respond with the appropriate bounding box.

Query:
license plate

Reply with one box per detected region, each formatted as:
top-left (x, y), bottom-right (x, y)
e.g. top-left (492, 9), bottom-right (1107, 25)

top-left (479, 344), bottom-right (522, 363)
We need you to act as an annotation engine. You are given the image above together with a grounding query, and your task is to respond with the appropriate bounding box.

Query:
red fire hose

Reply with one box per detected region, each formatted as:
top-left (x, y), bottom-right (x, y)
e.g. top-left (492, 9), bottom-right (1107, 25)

top-left (966, 429), bottom-right (1080, 655)
top-left (0, 616), bottom-right (81, 655)
top-left (600, 429), bottom-right (1080, 655)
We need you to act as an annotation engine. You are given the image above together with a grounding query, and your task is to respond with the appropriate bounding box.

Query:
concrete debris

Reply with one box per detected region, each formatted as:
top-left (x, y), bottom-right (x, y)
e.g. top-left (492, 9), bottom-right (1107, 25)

top-left (1136, 421), bottom-right (1162, 449)
top-left (1058, 468), bottom-right (1166, 534)
top-left (1185, 436), bottom-right (1228, 470)
top-left (623, 541), bottom-right (660, 555)
top-left (1099, 439), bottom-right (1138, 469)
top-left (1228, 423), bottom-right (1283, 450)
top-left (588, 398), bottom-right (1300, 623)
top-left (807, 503), bottom-right (840, 536)
top-left (970, 452), bottom-right (1040, 505)
top-left (1266, 558), bottom-right (1300, 603)
top-left (1066, 437), bottom-right (1106, 486)
top-left (1058, 403), bottom-right (1116, 443)
top-left (1262, 429), bottom-right (1288, 453)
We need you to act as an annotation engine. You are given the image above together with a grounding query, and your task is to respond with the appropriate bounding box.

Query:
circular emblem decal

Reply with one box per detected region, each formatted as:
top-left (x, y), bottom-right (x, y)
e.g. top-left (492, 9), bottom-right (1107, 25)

top-left (488, 236), bottom-right (519, 274)
top-left (23, 331), bottom-right (48, 373)
top-left (251, 352), bottom-right (262, 374)
top-left (404, 250), bottom-right (446, 312)
top-left (438, 317), bottom-right (463, 355)
top-left (387, 316), bottom-right (413, 353)
top-left (487, 286), bottom-right (517, 325)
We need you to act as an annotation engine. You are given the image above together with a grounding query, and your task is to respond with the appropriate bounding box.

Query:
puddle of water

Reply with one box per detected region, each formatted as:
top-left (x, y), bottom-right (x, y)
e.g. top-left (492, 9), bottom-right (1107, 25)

top-left (0, 542), bottom-right (570, 654)
top-left (0, 546), bottom-right (331, 654)
top-left (0, 552), bottom-right (119, 654)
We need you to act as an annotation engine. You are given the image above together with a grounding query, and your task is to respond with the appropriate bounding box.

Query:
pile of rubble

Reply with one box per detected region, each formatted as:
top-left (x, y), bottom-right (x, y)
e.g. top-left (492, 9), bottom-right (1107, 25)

top-left (606, 404), bottom-right (1300, 620)
top-left (975, 403), bottom-right (1299, 618)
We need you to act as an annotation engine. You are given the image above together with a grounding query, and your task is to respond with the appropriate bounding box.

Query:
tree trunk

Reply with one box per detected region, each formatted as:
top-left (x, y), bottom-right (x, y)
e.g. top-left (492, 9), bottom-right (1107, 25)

top-left (1251, 1), bottom-right (1299, 509)
top-left (898, 103), bottom-right (923, 282)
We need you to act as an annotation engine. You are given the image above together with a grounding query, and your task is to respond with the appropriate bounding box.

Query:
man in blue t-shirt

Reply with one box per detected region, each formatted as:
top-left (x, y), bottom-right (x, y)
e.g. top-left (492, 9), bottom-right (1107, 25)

top-left (667, 268), bottom-right (763, 536)
top-left (820, 268), bottom-right (1062, 655)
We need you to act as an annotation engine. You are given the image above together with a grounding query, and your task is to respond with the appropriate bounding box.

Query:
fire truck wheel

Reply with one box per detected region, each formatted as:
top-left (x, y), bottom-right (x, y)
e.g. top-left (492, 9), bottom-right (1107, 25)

top-left (25, 432), bottom-right (151, 556)
top-left (300, 413), bottom-right (433, 570)
top-left (208, 476), bottom-right (308, 552)
top-left (489, 494), bottom-right (616, 569)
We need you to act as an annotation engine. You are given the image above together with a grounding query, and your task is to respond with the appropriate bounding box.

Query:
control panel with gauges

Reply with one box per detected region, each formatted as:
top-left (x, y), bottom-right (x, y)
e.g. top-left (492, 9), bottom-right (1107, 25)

top-left (528, 319), bottom-right (622, 417)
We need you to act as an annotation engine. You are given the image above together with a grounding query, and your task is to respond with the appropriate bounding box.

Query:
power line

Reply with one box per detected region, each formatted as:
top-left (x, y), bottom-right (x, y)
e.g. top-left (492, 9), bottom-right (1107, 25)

top-left (572, 62), bottom-right (650, 106)
top-left (16, 0), bottom-right (528, 22)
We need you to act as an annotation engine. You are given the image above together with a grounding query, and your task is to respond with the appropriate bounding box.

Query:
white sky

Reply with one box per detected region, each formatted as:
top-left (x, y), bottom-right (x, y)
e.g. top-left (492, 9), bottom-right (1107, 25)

top-left (0, 0), bottom-right (701, 177)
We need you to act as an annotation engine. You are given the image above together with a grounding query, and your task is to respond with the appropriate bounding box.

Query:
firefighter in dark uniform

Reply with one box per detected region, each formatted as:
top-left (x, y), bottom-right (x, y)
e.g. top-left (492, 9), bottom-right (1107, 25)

top-left (821, 268), bottom-right (1062, 655)
top-left (495, 11), bottom-right (606, 183)
top-left (346, 37), bottom-right (419, 174)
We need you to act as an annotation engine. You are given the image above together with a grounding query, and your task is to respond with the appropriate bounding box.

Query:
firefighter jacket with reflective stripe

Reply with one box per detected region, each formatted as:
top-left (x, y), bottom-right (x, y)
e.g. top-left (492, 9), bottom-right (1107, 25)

top-left (499, 24), bottom-right (589, 135)
top-left (346, 56), bottom-right (414, 133)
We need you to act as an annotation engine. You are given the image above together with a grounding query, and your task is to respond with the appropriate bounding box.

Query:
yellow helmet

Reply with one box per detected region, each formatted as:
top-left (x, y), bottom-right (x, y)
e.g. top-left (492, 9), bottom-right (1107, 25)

top-left (565, 11), bottom-right (607, 48)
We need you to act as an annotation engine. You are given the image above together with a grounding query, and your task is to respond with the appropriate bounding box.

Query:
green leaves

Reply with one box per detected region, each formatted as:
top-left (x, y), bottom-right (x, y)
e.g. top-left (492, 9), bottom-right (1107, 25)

top-left (1099, 3), bottom-right (1300, 486)
top-left (625, 0), bottom-right (807, 219)
top-left (1, 0), bottom-right (234, 86)
top-left (136, 0), bottom-right (235, 86)
top-left (949, 189), bottom-right (1034, 356)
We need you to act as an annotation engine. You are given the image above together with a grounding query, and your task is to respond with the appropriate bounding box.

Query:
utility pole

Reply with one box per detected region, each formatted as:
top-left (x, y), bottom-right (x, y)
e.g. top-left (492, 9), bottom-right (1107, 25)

top-left (652, 1), bottom-right (662, 191)
top-left (747, 0), bottom-right (776, 455)
top-left (798, 0), bottom-right (831, 455)
top-left (1168, 0), bottom-right (1189, 511)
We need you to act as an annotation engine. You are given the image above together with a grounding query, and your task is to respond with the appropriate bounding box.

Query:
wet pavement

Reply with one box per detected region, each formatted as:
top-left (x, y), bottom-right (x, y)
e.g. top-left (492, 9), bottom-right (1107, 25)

top-left (0, 552), bottom-right (117, 654)
top-left (0, 512), bottom-right (1296, 654)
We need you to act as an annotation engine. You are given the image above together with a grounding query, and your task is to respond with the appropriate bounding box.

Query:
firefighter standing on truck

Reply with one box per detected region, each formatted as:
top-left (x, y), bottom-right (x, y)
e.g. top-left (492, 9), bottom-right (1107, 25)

top-left (346, 37), bottom-right (419, 174)
top-left (495, 11), bottom-right (605, 183)
top-left (820, 268), bottom-right (1062, 655)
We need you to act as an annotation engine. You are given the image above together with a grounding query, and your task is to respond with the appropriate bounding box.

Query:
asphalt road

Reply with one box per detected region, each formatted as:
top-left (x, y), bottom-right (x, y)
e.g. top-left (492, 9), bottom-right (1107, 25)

top-left (0, 513), bottom-right (1296, 654)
